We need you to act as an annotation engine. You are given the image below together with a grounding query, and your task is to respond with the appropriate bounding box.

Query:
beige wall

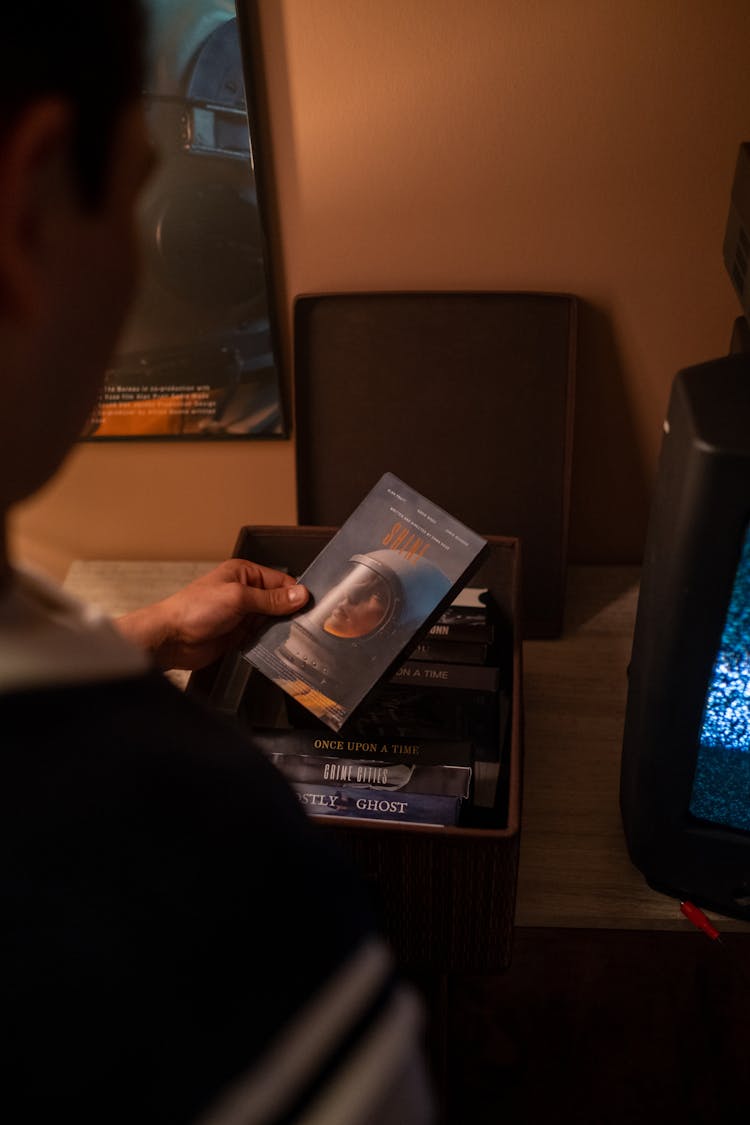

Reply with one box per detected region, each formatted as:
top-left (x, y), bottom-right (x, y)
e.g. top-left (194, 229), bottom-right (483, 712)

top-left (12, 0), bottom-right (750, 577)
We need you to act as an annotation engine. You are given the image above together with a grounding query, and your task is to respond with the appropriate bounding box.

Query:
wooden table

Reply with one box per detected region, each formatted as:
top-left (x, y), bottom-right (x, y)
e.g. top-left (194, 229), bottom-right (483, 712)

top-left (519, 565), bottom-right (750, 932)
top-left (63, 559), bottom-right (749, 934)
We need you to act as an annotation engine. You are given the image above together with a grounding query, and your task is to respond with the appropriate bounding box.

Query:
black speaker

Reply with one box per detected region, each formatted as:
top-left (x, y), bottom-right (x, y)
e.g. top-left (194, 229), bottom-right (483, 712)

top-left (620, 352), bottom-right (750, 919)
top-left (293, 292), bottom-right (577, 638)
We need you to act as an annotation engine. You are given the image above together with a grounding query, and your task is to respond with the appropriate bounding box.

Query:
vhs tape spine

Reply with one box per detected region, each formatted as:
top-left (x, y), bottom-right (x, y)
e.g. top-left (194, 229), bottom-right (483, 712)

top-left (251, 727), bottom-right (474, 767)
top-left (390, 661), bottom-right (501, 692)
top-left (292, 783), bottom-right (461, 826)
top-left (408, 638), bottom-right (490, 664)
top-left (269, 753), bottom-right (471, 798)
top-left (427, 619), bottom-right (495, 644)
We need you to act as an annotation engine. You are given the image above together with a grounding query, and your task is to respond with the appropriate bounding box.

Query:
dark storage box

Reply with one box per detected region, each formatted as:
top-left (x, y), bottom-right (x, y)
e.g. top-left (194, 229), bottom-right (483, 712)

top-left (192, 527), bottom-right (523, 972)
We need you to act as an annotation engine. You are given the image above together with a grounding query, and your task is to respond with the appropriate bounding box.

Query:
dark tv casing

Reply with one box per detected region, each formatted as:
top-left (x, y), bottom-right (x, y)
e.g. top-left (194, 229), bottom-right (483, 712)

top-left (620, 352), bottom-right (750, 919)
top-left (723, 142), bottom-right (750, 324)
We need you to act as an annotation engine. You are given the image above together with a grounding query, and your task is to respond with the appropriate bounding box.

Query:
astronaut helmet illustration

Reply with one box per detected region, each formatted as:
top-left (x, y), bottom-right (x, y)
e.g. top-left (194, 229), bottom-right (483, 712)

top-left (277, 550), bottom-right (452, 697)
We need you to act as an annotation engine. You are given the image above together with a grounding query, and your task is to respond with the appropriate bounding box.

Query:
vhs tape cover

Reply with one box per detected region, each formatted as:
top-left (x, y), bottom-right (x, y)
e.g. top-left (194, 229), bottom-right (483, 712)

top-left (242, 472), bottom-right (488, 730)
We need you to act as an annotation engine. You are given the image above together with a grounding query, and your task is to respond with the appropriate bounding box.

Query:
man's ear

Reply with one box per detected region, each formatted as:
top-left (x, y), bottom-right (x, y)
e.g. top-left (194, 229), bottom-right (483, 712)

top-left (0, 98), bottom-right (75, 319)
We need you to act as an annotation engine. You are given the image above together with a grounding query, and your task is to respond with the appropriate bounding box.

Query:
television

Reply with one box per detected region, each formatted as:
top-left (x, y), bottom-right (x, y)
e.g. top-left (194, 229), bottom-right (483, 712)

top-left (620, 351), bottom-right (750, 920)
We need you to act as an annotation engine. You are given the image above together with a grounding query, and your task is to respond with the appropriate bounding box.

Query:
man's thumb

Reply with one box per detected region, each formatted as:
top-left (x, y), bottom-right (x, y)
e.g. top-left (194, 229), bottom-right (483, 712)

top-left (265, 583), bottom-right (309, 615)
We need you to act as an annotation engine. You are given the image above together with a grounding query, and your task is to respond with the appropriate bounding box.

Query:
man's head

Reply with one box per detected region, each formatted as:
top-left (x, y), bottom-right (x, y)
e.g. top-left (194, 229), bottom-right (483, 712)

top-left (0, 5), bottom-right (147, 207)
top-left (0, 3), bottom-right (151, 514)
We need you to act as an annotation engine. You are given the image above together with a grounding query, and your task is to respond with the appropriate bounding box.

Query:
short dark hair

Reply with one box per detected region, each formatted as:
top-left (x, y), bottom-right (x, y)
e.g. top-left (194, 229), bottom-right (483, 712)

top-left (0, 3), bottom-right (147, 206)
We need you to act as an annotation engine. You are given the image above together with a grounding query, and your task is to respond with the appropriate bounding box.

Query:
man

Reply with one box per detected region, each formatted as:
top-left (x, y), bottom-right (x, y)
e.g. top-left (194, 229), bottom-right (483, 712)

top-left (0, 5), bottom-right (433, 1121)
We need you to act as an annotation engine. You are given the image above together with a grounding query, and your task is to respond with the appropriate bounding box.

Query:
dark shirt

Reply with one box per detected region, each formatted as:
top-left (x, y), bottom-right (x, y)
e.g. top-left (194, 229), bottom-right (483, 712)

top-left (0, 672), bottom-right (405, 1123)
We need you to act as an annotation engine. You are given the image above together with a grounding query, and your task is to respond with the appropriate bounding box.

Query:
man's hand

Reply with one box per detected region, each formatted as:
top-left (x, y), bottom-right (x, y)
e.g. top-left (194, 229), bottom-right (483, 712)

top-left (114, 559), bottom-right (309, 671)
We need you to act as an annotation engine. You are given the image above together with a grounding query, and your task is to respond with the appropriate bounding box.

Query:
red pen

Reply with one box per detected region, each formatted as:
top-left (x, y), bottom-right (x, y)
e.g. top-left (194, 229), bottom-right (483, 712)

top-left (680, 900), bottom-right (721, 941)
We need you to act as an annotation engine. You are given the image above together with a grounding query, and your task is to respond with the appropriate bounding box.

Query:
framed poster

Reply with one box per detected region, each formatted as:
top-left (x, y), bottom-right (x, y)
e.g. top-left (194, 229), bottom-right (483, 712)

top-left (85, 0), bottom-right (285, 440)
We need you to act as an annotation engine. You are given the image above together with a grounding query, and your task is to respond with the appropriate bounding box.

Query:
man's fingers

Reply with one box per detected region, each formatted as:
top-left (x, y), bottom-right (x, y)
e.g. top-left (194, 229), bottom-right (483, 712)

top-left (250, 581), bottom-right (309, 616)
top-left (229, 559), bottom-right (297, 592)
top-left (234, 584), bottom-right (309, 650)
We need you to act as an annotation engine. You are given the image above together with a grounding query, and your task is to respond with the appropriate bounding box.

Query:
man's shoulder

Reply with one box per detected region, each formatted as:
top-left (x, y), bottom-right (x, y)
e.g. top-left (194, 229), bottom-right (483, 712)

top-left (1, 670), bottom-right (379, 1021)
top-left (0, 673), bottom-right (434, 1123)
top-left (0, 671), bottom-right (324, 844)
top-left (1, 669), bottom-right (264, 765)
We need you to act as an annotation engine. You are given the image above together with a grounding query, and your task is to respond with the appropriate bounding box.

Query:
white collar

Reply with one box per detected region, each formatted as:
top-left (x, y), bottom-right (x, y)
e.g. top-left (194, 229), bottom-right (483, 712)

top-left (0, 565), bottom-right (149, 694)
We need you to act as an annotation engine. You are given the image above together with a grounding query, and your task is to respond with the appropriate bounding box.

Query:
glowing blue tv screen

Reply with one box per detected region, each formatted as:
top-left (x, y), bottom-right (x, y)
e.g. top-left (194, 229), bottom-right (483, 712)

top-left (690, 521), bottom-right (750, 832)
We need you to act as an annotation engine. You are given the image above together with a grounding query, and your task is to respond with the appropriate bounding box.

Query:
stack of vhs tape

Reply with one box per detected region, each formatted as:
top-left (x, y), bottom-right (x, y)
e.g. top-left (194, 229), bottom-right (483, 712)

top-left (189, 527), bottom-right (522, 972)
top-left (248, 587), bottom-right (507, 829)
